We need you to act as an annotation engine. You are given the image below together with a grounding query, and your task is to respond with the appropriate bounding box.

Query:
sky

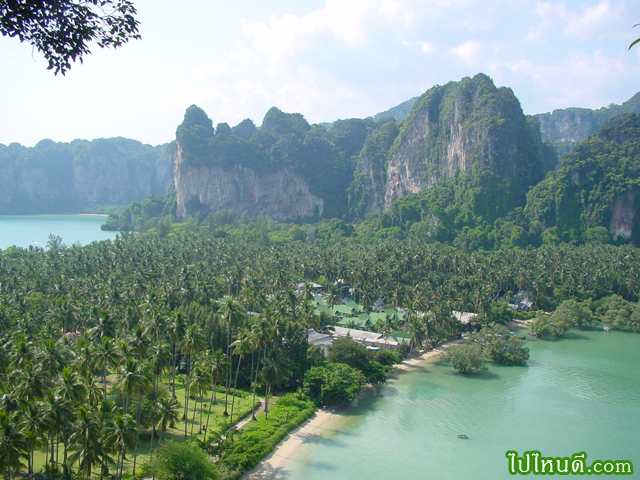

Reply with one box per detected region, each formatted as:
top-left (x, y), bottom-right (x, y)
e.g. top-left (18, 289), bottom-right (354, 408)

top-left (1, 0), bottom-right (639, 148)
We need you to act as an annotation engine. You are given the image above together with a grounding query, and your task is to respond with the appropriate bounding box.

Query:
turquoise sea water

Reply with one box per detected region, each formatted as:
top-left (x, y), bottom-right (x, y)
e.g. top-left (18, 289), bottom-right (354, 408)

top-left (278, 329), bottom-right (640, 479)
top-left (0, 214), bottom-right (118, 250)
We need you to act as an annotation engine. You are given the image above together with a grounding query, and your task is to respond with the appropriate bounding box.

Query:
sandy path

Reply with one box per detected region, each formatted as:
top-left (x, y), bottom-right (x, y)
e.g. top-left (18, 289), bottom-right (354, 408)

top-left (241, 337), bottom-right (465, 479)
top-left (234, 398), bottom-right (266, 430)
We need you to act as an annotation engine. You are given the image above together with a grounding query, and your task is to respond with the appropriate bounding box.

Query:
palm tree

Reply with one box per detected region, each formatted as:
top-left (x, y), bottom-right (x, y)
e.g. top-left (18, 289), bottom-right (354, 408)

top-left (17, 403), bottom-right (45, 480)
top-left (128, 323), bottom-right (149, 359)
top-left (35, 338), bottom-right (68, 379)
top-left (68, 406), bottom-right (106, 480)
top-left (115, 358), bottom-right (150, 478)
top-left (186, 363), bottom-right (209, 438)
top-left (178, 324), bottom-right (202, 438)
top-left (325, 284), bottom-right (340, 317)
top-left (260, 353), bottom-right (286, 420)
top-left (229, 327), bottom-right (251, 425)
top-left (153, 396), bottom-right (180, 449)
top-left (203, 349), bottom-right (229, 436)
top-left (404, 307), bottom-right (426, 353)
top-left (41, 390), bottom-right (72, 467)
top-left (102, 412), bottom-right (136, 480)
top-left (0, 411), bottom-right (28, 480)
top-left (147, 342), bottom-right (170, 455)
top-left (57, 367), bottom-right (86, 406)
top-left (219, 298), bottom-right (245, 416)
top-left (10, 364), bottom-right (48, 405)
top-left (168, 311), bottom-right (185, 397)
top-left (92, 337), bottom-right (121, 398)
top-left (247, 325), bottom-right (264, 421)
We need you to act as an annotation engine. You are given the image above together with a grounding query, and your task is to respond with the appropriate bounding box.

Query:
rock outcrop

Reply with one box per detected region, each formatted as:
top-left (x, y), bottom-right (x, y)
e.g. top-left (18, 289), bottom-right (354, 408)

top-left (525, 113), bottom-right (640, 243)
top-left (173, 143), bottom-right (323, 220)
top-left (72, 142), bottom-right (171, 204)
top-left (611, 191), bottom-right (636, 242)
top-left (0, 139), bottom-right (172, 214)
top-left (382, 74), bottom-right (543, 209)
top-left (533, 92), bottom-right (640, 155)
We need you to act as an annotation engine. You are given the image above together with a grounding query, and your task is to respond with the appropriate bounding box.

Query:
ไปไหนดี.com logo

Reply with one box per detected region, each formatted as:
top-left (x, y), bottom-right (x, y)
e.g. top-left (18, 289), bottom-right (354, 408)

top-left (506, 451), bottom-right (633, 475)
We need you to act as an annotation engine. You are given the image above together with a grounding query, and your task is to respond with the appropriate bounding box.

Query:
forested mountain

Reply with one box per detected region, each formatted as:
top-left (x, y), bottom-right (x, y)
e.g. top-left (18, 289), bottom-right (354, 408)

top-left (0, 138), bottom-right (172, 213)
top-left (161, 82), bottom-right (640, 250)
top-left (173, 105), bottom-right (375, 219)
top-left (3, 72), bottom-right (640, 245)
top-left (172, 74), bottom-right (555, 222)
top-left (526, 113), bottom-right (640, 244)
top-left (533, 92), bottom-right (640, 156)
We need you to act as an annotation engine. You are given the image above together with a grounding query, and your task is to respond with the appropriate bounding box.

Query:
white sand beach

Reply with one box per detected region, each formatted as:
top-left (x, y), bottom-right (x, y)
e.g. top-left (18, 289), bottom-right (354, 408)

top-left (242, 337), bottom-right (465, 479)
top-left (241, 409), bottom-right (337, 480)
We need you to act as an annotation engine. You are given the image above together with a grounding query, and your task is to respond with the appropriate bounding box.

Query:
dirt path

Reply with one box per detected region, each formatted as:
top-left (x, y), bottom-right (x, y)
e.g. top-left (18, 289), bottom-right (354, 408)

top-left (233, 397), bottom-right (266, 430)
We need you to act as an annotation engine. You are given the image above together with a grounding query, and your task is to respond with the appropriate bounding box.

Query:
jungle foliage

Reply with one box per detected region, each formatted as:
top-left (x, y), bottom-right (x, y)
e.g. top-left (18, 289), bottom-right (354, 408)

top-left (2, 216), bottom-right (640, 478)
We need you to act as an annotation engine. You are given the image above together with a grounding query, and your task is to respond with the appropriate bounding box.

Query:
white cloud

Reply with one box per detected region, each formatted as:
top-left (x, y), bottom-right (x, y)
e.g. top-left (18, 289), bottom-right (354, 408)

top-left (421, 41), bottom-right (434, 53)
top-left (494, 48), bottom-right (639, 112)
top-left (2, 0), bottom-right (639, 146)
top-left (451, 40), bottom-right (482, 63)
top-left (533, 0), bottom-right (625, 40)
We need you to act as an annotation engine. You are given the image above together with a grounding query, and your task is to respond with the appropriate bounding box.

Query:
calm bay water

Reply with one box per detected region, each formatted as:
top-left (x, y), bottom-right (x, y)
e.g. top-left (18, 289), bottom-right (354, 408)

top-left (280, 329), bottom-right (640, 479)
top-left (0, 215), bottom-right (118, 250)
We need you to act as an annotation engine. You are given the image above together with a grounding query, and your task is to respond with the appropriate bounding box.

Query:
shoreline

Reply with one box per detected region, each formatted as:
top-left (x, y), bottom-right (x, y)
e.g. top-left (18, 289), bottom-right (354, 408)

top-left (241, 409), bottom-right (337, 480)
top-left (241, 337), bottom-right (462, 480)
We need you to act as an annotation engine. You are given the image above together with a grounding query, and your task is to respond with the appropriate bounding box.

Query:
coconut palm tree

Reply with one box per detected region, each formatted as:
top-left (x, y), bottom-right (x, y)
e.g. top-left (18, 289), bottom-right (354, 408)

top-left (102, 411), bottom-right (136, 480)
top-left (41, 390), bottom-right (72, 467)
top-left (186, 363), bottom-right (210, 438)
top-left (68, 406), bottom-right (106, 480)
top-left (203, 349), bottom-right (230, 436)
top-left (0, 411), bottom-right (28, 480)
top-left (153, 396), bottom-right (180, 449)
top-left (35, 337), bottom-right (69, 380)
top-left (178, 324), bottom-right (202, 438)
top-left (260, 353), bottom-right (286, 420)
top-left (219, 298), bottom-right (245, 416)
top-left (229, 327), bottom-right (251, 424)
top-left (17, 403), bottom-right (45, 480)
top-left (147, 342), bottom-right (170, 455)
top-left (92, 337), bottom-right (121, 398)
top-left (114, 358), bottom-right (150, 478)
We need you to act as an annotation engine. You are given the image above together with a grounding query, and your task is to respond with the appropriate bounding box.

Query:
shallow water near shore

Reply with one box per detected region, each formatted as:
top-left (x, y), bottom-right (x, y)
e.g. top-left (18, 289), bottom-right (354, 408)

top-left (0, 214), bottom-right (117, 250)
top-left (278, 329), bottom-right (640, 479)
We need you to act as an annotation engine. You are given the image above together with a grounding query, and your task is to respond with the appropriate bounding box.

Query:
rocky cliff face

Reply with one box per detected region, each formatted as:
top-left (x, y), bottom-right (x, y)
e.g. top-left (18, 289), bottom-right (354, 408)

top-left (0, 163), bottom-right (63, 209)
top-left (533, 92), bottom-right (640, 154)
top-left (72, 149), bottom-right (169, 204)
top-left (525, 113), bottom-right (640, 244)
top-left (382, 74), bottom-right (543, 209)
top-left (535, 108), bottom-right (598, 145)
top-left (0, 139), bottom-right (172, 213)
top-left (173, 143), bottom-right (323, 220)
top-left (610, 191), bottom-right (636, 242)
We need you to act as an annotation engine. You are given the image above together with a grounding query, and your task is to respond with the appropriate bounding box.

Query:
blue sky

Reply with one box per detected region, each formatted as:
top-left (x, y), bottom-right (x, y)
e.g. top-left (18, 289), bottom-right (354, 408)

top-left (1, 0), bottom-right (639, 147)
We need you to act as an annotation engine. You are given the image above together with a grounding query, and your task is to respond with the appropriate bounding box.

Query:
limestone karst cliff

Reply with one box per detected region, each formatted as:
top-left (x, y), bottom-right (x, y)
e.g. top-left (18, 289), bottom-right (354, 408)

top-left (377, 74), bottom-right (544, 211)
top-left (0, 138), bottom-right (172, 213)
top-left (525, 113), bottom-right (640, 244)
top-left (533, 92), bottom-right (640, 155)
top-left (173, 142), bottom-right (323, 220)
top-left (171, 105), bottom-right (360, 220)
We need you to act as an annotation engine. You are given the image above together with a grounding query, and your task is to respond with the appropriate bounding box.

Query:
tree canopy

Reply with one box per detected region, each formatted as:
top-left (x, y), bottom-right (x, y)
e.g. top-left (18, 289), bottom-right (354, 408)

top-left (0, 0), bottom-right (141, 74)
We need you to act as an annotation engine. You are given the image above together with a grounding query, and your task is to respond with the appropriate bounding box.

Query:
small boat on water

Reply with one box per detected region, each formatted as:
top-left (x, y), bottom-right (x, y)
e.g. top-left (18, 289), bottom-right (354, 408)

top-left (457, 434), bottom-right (469, 438)
top-left (604, 326), bottom-right (611, 332)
